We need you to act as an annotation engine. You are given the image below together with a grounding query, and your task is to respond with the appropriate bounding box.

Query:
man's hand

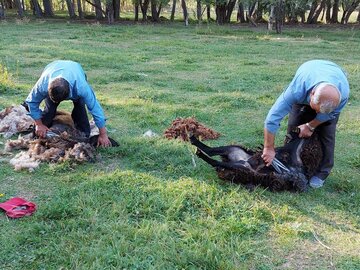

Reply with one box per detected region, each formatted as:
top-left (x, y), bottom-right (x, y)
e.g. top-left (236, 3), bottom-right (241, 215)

top-left (35, 121), bottom-right (49, 138)
top-left (298, 123), bottom-right (314, 138)
top-left (263, 128), bottom-right (276, 166)
top-left (97, 127), bottom-right (112, 147)
top-left (262, 147), bottom-right (276, 167)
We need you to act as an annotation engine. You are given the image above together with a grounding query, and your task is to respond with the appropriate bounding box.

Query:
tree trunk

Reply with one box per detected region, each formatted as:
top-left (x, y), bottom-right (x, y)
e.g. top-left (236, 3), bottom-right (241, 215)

top-left (197, 0), bottom-right (202, 23)
top-left (106, 0), bottom-right (114, 24)
top-left (170, 0), bottom-right (176, 21)
top-left (93, 0), bottom-right (103, 19)
top-left (181, 0), bottom-right (188, 25)
top-left (268, 5), bottom-right (275, 30)
top-left (341, 0), bottom-right (360, 24)
top-left (15, 0), bottom-right (23, 17)
top-left (206, 4), bottom-right (210, 21)
top-left (140, 0), bottom-right (149, 21)
top-left (237, 2), bottom-right (245, 22)
top-left (0, 0), bottom-right (5, 19)
top-left (43, 0), bottom-right (54, 17)
top-left (312, 0), bottom-right (326, 22)
top-left (77, 0), bottom-right (83, 19)
top-left (216, 3), bottom-right (226, 24)
top-left (325, 0), bottom-right (331, 22)
top-left (134, 2), bottom-right (139, 21)
top-left (113, 0), bottom-right (120, 20)
top-left (225, 0), bottom-right (236, 22)
top-left (287, 1), bottom-right (297, 23)
top-left (307, 0), bottom-right (318, 23)
top-left (66, 0), bottom-right (76, 18)
top-left (307, 0), bottom-right (326, 23)
top-left (330, 0), bottom-right (339, 23)
top-left (31, 0), bottom-right (43, 17)
top-left (275, 0), bottom-right (284, 33)
top-left (150, 0), bottom-right (159, 21)
top-left (249, 1), bottom-right (257, 18)
top-left (157, 2), bottom-right (162, 18)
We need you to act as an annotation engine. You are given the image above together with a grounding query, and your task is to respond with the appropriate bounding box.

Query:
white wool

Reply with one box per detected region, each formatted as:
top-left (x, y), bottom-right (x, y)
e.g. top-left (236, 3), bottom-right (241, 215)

top-left (0, 105), bottom-right (33, 138)
top-left (2, 106), bottom-right (98, 171)
top-left (9, 151), bottom-right (40, 171)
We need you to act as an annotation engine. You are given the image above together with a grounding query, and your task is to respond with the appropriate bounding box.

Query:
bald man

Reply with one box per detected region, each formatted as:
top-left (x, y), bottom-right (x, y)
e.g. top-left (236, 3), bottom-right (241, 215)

top-left (262, 60), bottom-right (350, 188)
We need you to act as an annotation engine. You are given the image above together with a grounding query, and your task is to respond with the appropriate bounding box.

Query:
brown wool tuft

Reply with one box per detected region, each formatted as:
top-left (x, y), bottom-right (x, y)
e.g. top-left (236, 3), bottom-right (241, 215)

top-left (164, 117), bottom-right (220, 141)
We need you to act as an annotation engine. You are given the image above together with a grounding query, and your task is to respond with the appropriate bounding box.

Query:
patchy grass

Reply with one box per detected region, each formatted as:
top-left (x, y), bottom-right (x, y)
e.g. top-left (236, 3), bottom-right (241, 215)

top-left (0, 21), bottom-right (360, 269)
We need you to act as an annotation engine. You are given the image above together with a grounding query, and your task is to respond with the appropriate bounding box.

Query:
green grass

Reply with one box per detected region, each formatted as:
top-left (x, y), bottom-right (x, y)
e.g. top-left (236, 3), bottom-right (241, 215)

top-left (1, 20), bottom-right (360, 269)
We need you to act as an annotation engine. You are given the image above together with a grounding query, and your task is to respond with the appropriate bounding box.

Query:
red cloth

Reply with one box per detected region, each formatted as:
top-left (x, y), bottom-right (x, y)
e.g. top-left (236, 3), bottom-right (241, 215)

top-left (0, 197), bottom-right (36, 218)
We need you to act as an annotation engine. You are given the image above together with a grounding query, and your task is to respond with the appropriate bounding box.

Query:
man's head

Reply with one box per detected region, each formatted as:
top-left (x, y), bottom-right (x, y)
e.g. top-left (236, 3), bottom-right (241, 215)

top-left (48, 77), bottom-right (70, 103)
top-left (310, 83), bottom-right (341, 114)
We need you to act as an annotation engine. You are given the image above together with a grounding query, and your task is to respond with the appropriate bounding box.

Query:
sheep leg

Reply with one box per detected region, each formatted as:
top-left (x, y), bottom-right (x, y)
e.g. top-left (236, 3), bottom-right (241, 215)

top-left (190, 135), bottom-right (232, 156)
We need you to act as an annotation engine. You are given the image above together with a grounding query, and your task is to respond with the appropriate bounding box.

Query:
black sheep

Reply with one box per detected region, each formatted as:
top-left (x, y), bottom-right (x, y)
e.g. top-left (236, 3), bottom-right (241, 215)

top-left (190, 131), bottom-right (322, 192)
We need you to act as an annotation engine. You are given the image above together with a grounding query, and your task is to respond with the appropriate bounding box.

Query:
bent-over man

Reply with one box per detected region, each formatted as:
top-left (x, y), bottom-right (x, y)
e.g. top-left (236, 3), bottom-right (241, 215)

top-left (25, 60), bottom-right (112, 147)
top-left (262, 60), bottom-right (350, 188)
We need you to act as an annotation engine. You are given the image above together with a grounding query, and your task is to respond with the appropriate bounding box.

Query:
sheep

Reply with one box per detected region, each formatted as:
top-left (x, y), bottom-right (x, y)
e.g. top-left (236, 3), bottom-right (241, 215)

top-left (1, 105), bottom-right (118, 171)
top-left (190, 132), bottom-right (323, 192)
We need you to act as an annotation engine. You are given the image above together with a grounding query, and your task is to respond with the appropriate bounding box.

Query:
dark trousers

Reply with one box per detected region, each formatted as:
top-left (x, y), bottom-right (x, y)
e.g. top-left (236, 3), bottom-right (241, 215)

top-left (42, 97), bottom-right (91, 137)
top-left (287, 104), bottom-right (339, 180)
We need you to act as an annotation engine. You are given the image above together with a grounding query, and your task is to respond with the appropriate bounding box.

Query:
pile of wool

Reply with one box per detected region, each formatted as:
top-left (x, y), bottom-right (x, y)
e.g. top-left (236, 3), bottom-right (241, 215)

top-left (6, 134), bottom-right (96, 171)
top-left (164, 117), bottom-right (221, 141)
top-left (1, 106), bottom-right (113, 171)
top-left (0, 105), bottom-right (33, 138)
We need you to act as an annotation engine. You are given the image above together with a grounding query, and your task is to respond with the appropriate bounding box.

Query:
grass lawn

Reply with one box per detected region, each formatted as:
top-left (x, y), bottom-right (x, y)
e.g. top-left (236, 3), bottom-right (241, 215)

top-left (0, 19), bottom-right (360, 269)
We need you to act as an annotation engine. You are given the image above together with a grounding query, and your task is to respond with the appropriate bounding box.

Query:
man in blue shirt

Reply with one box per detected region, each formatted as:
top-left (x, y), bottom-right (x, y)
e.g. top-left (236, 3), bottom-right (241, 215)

top-left (262, 60), bottom-right (350, 188)
top-left (25, 60), bottom-right (112, 147)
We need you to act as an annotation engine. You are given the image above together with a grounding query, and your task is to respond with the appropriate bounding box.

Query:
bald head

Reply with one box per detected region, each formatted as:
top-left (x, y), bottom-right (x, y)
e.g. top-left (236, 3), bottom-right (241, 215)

top-left (311, 83), bottom-right (341, 114)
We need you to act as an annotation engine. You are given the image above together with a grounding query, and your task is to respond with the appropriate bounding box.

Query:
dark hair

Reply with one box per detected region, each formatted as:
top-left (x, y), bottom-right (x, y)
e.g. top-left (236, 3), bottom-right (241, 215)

top-left (48, 77), bottom-right (70, 103)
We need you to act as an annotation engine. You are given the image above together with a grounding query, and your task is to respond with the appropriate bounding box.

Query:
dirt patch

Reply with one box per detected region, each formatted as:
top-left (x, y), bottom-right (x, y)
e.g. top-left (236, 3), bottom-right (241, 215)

top-left (164, 117), bottom-right (221, 141)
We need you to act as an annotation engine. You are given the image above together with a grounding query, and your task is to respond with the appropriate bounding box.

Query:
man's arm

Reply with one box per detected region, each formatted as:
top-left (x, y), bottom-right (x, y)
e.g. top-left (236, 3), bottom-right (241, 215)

top-left (262, 128), bottom-right (276, 166)
top-left (77, 82), bottom-right (112, 147)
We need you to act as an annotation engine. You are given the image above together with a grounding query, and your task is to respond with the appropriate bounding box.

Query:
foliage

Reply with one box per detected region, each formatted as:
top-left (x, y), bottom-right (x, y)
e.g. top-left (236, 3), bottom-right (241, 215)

top-left (0, 63), bottom-right (15, 93)
top-left (0, 22), bottom-right (360, 269)
top-left (2, 0), bottom-right (360, 24)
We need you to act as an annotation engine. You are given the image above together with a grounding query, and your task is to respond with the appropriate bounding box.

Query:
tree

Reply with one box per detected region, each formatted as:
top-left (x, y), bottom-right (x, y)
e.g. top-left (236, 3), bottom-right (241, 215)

top-left (150, 0), bottom-right (160, 21)
top-left (134, 0), bottom-right (139, 21)
top-left (341, 0), bottom-right (360, 24)
top-left (330, 0), bottom-right (340, 23)
top-left (268, 0), bottom-right (284, 33)
top-left (0, 0), bottom-right (5, 19)
top-left (43, 0), bottom-right (54, 16)
top-left (170, 0), bottom-right (176, 21)
top-left (65, 0), bottom-right (76, 18)
top-left (140, 0), bottom-right (150, 21)
top-left (197, 0), bottom-right (202, 23)
top-left (31, 0), bottom-right (43, 17)
top-left (106, 0), bottom-right (114, 23)
top-left (237, 1), bottom-right (246, 23)
top-left (181, 0), bottom-right (188, 25)
top-left (77, 0), bottom-right (84, 19)
top-left (215, 0), bottom-right (237, 24)
top-left (14, 0), bottom-right (24, 17)
top-left (307, 0), bottom-right (326, 23)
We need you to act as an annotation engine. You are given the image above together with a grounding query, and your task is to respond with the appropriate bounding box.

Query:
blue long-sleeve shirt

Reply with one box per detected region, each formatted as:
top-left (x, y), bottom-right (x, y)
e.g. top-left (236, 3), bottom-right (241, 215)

top-left (25, 60), bottom-right (107, 128)
top-left (265, 60), bottom-right (350, 134)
